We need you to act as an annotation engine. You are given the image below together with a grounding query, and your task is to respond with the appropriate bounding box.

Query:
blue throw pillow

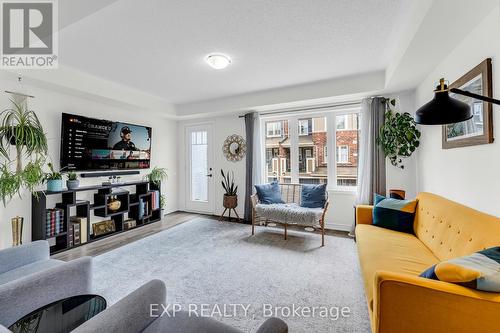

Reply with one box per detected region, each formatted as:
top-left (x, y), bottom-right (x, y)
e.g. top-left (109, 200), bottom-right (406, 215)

top-left (420, 247), bottom-right (500, 292)
top-left (372, 194), bottom-right (417, 234)
top-left (254, 182), bottom-right (285, 204)
top-left (300, 184), bottom-right (327, 208)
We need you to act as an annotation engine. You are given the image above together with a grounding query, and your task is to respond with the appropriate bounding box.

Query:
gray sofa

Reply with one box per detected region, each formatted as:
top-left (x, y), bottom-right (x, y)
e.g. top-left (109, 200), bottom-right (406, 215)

top-left (73, 279), bottom-right (288, 333)
top-left (0, 240), bottom-right (93, 327)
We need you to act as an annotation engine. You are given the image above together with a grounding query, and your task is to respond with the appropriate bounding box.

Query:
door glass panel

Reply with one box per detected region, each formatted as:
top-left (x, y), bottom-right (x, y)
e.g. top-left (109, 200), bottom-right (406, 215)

top-left (298, 116), bottom-right (327, 185)
top-left (265, 120), bottom-right (290, 183)
top-left (191, 130), bottom-right (208, 201)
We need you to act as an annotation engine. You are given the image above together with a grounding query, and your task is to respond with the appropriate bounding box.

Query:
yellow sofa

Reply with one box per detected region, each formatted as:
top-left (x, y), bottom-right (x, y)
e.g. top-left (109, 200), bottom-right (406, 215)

top-left (355, 192), bottom-right (500, 333)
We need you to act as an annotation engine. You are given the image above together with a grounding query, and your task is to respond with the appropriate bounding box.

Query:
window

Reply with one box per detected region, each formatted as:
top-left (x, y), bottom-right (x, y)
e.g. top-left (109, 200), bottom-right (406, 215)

top-left (265, 120), bottom-right (290, 183)
top-left (336, 145), bottom-right (349, 163)
top-left (336, 113), bottom-right (359, 187)
top-left (261, 111), bottom-right (359, 189)
top-left (266, 121), bottom-right (282, 137)
top-left (298, 119), bottom-right (310, 136)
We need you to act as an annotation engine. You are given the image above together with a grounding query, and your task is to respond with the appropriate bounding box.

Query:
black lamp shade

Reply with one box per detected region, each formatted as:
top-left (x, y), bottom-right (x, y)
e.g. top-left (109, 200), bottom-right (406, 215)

top-left (415, 90), bottom-right (472, 125)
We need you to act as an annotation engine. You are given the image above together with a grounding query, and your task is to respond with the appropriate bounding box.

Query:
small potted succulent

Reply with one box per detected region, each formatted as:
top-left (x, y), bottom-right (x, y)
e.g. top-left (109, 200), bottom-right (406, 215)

top-left (66, 171), bottom-right (80, 190)
top-left (44, 163), bottom-right (63, 192)
top-left (221, 169), bottom-right (238, 209)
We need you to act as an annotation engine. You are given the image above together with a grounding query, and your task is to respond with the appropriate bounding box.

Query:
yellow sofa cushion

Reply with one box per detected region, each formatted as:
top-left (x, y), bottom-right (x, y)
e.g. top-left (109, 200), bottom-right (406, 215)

top-left (356, 224), bottom-right (439, 309)
top-left (414, 192), bottom-right (500, 261)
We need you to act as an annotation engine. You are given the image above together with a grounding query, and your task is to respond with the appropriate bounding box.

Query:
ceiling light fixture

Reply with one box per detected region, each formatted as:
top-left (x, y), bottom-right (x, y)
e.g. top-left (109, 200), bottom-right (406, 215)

top-left (205, 53), bottom-right (232, 70)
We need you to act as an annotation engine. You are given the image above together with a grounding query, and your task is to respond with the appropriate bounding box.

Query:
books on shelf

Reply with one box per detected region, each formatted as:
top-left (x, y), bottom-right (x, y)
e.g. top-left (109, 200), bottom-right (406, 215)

top-left (151, 190), bottom-right (160, 210)
top-left (69, 222), bottom-right (81, 246)
top-left (70, 216), bottom-right (88, 244)
top-left (139, 198), bottom-right (149, 218)
top-left (45, 208), bottom-right (64, 237)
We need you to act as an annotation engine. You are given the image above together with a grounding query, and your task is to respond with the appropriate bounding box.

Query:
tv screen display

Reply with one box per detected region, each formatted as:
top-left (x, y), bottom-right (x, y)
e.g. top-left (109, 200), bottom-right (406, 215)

top-left (61, 113), bottom-right (151, 171)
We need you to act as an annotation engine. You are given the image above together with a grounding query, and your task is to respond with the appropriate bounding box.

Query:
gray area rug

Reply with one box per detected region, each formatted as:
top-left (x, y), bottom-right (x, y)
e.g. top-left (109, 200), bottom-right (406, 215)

top-left (93, 218), bottom-right (370, 333)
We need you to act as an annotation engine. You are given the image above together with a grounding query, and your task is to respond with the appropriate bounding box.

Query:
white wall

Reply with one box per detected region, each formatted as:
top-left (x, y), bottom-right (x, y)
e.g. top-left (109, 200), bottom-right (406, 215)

top-left (0, 77), bottom-right (178, 249)
top-left (177, 116), bottom-right (246, 218)
top-left (385, 90), bottom-right (418, 199)
top-left (415, 4), bottom-right (500, 216)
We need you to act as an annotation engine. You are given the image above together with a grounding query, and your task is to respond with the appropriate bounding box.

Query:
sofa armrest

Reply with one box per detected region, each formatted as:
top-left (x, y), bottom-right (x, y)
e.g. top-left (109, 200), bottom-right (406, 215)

top-left (373, 270), bottom-right (500, 333)
top-left (355, 205), bottom-right (373, 225)
top-left (72, 279), bottom-right (166, 333)
top-left (256, 318), bottom-right (288, 333)
top-left (0, 240), bottom-right (49, 274)
top-left (0, 256), bottom-right (93, 327)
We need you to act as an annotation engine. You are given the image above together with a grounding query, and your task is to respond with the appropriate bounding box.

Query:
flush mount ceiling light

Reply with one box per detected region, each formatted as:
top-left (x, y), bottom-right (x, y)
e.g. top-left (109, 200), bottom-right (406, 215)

top-left (205, 53), bottom-right (231, 69)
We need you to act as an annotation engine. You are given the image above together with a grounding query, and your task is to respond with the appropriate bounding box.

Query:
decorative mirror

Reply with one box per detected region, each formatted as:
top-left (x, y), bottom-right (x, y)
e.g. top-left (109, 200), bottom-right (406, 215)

top-left (223, 134), bottom-right (246, 161)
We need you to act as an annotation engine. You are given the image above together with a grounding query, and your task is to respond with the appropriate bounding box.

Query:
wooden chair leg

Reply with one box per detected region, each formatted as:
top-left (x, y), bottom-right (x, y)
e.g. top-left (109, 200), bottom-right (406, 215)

top-left (321, 219), bottom-right (325, 246)
top-left (284, 224), bottom-right (287, 240)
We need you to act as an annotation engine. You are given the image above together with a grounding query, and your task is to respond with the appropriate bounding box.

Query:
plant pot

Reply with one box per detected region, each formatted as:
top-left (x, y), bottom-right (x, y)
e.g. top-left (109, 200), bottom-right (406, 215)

top-left (66, 179), bottom-right (80, 190)
top-left (47, 179), bottom-right (63, 192)
top-left (223, 195), bottom-right (237, 209)
top-left (11, 216), bottom-right (23, 246)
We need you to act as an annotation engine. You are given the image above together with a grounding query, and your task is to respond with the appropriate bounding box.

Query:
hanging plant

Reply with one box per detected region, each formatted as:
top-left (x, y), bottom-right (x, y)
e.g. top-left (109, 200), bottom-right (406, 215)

top-left (0, 100), bottom-right (48, 205)
top-left (377, 98), bottom-right (421, 169)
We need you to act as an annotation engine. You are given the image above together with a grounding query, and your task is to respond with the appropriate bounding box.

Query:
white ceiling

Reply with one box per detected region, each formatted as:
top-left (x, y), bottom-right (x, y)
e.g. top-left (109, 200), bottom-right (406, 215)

top-left (59, 0), bottom-right (414, 105)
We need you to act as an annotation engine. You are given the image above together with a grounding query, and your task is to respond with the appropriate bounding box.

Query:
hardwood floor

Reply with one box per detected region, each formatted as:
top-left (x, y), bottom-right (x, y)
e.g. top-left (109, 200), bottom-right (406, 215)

top-left (52, 211), bottom-right (350, 261)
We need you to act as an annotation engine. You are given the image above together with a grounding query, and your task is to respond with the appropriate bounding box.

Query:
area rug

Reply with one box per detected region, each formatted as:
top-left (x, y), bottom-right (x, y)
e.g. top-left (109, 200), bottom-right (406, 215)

top-left (93, 218), bottom-right (370, 332)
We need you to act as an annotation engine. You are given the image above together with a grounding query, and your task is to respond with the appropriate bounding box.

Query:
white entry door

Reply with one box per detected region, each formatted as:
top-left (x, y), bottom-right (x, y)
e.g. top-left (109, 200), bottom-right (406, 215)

top-left (185, 124), bottom-right (215, 213)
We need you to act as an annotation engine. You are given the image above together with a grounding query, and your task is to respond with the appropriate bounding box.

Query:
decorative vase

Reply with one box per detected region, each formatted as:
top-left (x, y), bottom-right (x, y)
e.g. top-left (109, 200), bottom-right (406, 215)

top-left (66, 179), bottom-right (80, 190)
top-left (47, 179), bottom-right (63, 192)
top-left (223, 195), bottom-right (237, 209)
top-left (11, 216), bottom-right (23, 246)
top-left (107, 197), bottom-right (121, 211)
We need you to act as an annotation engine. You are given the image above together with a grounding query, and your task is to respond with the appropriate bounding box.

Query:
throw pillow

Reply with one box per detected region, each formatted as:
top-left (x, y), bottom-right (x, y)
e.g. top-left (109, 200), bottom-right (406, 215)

top-left (420, 247), bottom-right (500, 292)
top-left (300, 184), bottom-right (327, 208)
top-left (254, 182), bottom-right (285, 204)
top-left (372, 194), bottom-right (417, 234)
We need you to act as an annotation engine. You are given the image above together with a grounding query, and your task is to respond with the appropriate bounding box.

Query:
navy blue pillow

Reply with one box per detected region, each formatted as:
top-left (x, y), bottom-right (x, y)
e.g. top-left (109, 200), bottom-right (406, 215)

top-left (300, 184), bottom-right (327, 208)
top-left (254, 182), bottom-right (285, 204)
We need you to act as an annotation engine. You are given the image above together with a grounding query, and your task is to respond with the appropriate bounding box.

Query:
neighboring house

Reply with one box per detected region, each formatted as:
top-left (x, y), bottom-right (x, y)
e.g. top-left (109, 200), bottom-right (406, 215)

top-left (264, 115), bottom-right (359, 186)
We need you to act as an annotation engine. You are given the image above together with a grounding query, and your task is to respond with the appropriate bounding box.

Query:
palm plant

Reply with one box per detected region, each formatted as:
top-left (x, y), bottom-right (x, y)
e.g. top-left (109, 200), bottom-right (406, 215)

top-left (221, 169), bottom-right (237, 196)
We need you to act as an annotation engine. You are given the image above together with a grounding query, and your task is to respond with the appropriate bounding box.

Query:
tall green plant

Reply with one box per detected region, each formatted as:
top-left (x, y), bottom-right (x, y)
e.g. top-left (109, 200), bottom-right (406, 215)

top-left (377, 99), bottom-right (421, 169)
top-left (221, 169), bottom-right (237, 196)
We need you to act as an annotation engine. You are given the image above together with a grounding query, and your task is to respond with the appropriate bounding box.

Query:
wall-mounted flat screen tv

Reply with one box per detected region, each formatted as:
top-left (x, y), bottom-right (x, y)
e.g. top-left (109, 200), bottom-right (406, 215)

top-left (60, 113), bottom-right (151, 171)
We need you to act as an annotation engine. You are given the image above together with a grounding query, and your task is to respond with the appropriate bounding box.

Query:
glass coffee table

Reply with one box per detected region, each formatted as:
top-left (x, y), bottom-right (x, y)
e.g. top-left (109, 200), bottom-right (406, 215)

top-left (9, 294), bottom-right (106, 333)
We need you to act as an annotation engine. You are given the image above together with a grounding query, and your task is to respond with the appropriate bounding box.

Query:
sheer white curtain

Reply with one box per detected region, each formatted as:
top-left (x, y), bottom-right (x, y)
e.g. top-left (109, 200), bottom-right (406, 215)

top-left (356, 98), bottom-right (373, 205)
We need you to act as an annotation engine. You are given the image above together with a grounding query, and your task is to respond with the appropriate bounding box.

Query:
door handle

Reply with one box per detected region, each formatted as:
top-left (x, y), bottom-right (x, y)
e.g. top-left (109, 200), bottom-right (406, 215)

top-left (206, 174), bottom-right (213, 177)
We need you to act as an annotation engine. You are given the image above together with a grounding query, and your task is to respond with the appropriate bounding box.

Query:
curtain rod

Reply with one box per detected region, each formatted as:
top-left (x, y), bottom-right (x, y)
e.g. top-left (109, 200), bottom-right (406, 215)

top-left (238, 100), bottom-right (361, 118)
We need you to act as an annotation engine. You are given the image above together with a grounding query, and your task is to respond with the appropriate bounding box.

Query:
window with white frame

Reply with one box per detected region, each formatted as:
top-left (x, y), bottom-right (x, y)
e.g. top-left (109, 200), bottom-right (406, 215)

top-left (262, 110), bottom-right (359, 189)
top-left (266, 121), bottom-right (282, 137)
top-left (336, 145), bottom-right (349, 163)
top-left (298, 119), bottom-right (310, 136)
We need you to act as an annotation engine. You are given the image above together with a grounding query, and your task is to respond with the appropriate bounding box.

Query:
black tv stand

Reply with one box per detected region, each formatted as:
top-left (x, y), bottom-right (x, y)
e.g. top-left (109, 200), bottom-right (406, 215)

top-left (32, 180), bottom-right (162, 254)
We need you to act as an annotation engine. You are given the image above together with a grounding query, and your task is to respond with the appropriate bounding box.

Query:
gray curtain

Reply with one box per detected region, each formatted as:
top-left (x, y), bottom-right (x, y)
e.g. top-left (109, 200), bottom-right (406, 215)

top-left (369, 97), bottom-right (386, 204)
top-left (352, 97), bottom-right (386, 235)
top-left (244, 113), bottom-right (254, 223)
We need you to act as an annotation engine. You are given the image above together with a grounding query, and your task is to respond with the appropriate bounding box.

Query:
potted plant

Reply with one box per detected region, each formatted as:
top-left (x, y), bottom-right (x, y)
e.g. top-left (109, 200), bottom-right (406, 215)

top-left (44, 163), bottom-right (63, 192)
top-left (66, 171), bottom-right (80, 190)
top-left (221, 169), bottom-right (238, 209)
top-left (145, 166), bottom-right (168, 187)
top-left (377, 98), bottom-right (421, 169)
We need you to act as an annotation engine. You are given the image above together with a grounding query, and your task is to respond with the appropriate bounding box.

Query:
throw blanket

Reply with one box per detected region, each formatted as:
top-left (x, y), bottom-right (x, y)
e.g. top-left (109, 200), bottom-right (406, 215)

top-left (255, 203), bottom-right (323, 226)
